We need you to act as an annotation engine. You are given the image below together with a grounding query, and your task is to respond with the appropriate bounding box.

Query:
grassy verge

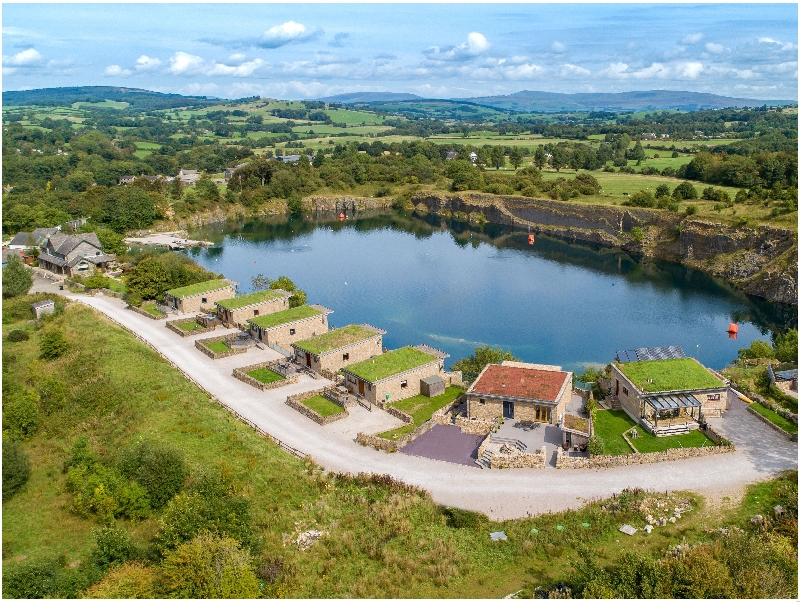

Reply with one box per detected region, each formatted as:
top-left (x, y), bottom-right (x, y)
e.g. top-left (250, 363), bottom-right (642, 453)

top-left (204, 341), bottom-right (231, 354)
top-left (631, 425), bottom-right (713, 452)
top-left (246, 367), bottom-right (284, 384)
top-left (141, 304), bottom-right (165, 318)
top-left (749, 402), bottom-right (799, 434)
top-left (377, 386), bottom-right (463, 440)
top-left (302, 395), bottom-right (345, 417)
top-left (106, 279), bottom-right (128, 294)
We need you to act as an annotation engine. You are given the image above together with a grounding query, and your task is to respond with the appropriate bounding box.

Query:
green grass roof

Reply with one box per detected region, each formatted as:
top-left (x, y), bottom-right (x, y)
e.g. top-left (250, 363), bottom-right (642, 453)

top-left (344, 346), bottom-right (437, 383)
top-left (216, 289), bottom-right (285, 310)
top-left (293, 324), bottom-right (377, 355)
top-left (617, 358), bottom-right (724, 393)
top-left (248, 305), bottom-right (321, 329)
top-left (166, 279), bottom-right (231, 299)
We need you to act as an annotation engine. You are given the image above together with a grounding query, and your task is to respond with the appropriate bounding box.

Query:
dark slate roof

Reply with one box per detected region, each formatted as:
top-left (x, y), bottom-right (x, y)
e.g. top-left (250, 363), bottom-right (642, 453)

top-left (2, 248), bottom-right (24, 263)
top-left (66, 253), bottom-right (115, 267)
top-left (47, 232), bottom-right (102, 256)
top-left (616, 346), bottom-right (686, 363)
top-left (9, 232), bottom-right (33, 246)
top-left (31, 300), bottom-right (55, 309)
top-left (38, 252), bottom-right (66, 267)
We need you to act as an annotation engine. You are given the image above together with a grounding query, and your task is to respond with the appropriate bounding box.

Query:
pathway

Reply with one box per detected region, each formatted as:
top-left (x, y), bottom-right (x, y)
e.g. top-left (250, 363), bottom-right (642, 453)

top-left (65, 291), bottom-right (798, 520)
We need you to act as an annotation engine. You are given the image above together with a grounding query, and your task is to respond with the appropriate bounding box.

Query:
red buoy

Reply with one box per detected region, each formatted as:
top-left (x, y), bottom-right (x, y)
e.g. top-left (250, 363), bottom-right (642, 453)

top-left (528, 234), bottom-right (535, 245)
top-left (339, 212), bottom-right (345, 221)
top-left (728, 323), bottom-right (738, 339)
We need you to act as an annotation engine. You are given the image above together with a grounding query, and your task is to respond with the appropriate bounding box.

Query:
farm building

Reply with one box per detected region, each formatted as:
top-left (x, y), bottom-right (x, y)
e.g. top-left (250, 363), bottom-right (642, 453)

top-left (610, 351), bottom-right (729, 435)
top-left (38, 232), bottom-right (116, 277)
top-left (31, 299), bottom-right (55, 319)
top-left (247, 304), bottom-right (332, 351)
top-left (340, 345), bottom-right (450, 405)
top-left (465, 361), bottom-right (573, 425)
top-left (164, 279), bottom-right (236, 314)
top-left (215, 289), bottom-right (291, 328)
top-left (291, 323), bottom-right (386, 376)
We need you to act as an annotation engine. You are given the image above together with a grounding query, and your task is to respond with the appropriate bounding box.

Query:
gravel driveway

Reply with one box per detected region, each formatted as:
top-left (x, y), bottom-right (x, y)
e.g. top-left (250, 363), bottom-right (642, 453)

top-left (68, 293), bottom-right (799, 520)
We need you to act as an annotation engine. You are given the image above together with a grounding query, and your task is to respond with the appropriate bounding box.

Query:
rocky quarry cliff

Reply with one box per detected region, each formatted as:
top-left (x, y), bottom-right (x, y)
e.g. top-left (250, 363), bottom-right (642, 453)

top-left (412, 192), bottom-right (797, 306)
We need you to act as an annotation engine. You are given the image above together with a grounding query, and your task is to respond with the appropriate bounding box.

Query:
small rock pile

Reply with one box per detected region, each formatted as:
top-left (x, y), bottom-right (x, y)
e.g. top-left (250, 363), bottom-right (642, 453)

top-left (295, 529), bottom-right (326, 551)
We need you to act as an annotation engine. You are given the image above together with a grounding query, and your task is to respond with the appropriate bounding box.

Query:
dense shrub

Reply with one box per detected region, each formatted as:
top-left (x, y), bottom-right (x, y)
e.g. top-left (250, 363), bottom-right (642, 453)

top-left (65, 464), bottom-right (151, 520)
top-left (774, 329), bottom-right (797, 363)
top-left (2, 438), bottom-right (32, 500)
top-left (587, 435), bottom-right (605, 456)
top-left (83, 273), bottom-right (111, 290)
top-left (6, 328), bottom-right (29, 342)
top-left (118, 439), bottom-right (186, 510)
top-left (1, 556), bottom-right (60, 598)
top-left (3, 390), bottom-right (40, 440)
top-left (672, 181), bottom-right (698, 200)
top-left (84, 561), bottom-right (161, 599)
top-left (39, 327), bottom-right (69, 360)
top-left (125, 292), bottom-right (142, 308)
top-left (90, 525), bottom-right (138, 570)
top-left (2, 255), bottom-right (33, 299)
top-left (738, 339), bottom-right (776, 360)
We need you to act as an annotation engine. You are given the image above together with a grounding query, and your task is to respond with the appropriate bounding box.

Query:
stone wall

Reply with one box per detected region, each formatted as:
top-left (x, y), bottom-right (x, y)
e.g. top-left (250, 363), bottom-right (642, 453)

top-left (555, 440), bottom-right (734, 469)
top-left (383, 406), bottom-right (413, 424)
top-left (454, 415), bottom-right (496, 435)
top-left (430, 397), bottom-right (465, 425)
top-left (233, 361), bottom-right (299, 391)
top-left (467, 395), bottom-right (504, 421)
top-left (746, 405), bottom-right (798, 442)
top-left (443, 371), bottom-right (464, 388)
top-left (308, 336), bottom-right (383, 375)
top-left (129, 304), bottom-right (165, 320)
top-left (252, 314), bottom-right (328, 350)
top-left (476, 434), bottom-right (493, 460)
top-left (285, 389), bottom-right (349, 426)
top-left (490, 445), bottom-right (547, 469)
top-left (195, 334), bottom-right (249, 360)
top-left (166, 318), bottom-right (217, 338)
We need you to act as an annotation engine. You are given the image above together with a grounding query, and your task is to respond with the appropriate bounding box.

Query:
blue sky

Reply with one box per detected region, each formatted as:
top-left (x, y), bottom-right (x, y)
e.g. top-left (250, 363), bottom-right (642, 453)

top-left (2, 4), bottom-right (797, 100)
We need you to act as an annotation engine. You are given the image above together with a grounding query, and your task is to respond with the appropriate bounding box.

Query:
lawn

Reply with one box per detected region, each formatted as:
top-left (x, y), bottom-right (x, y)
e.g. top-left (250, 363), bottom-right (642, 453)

top-left (248, 305), bottom-right (321, 329)
top-left (749, 402), bottom-right (799, 434)
top-left (105, 279), bottom-right (128, 294)
top-left (591, 409), bottom-right (636, 455)
top-left (134, 141), bottom-right (162, 150)
top-left (246, 367), bottom-right (284, 384)
top-left (141, 304), bottom-right (165, 318)
top-left (173, 320), bottom-right (204, 332)
top-left (204, 341), bottom-right (231, 354)
top-left (616, 358), bottom-right (723, 393)
top-left (630, 425), bottom-right (714, 452)
top-left (324, 108), bottom-right (385, 125)
top-left (344, 346), bottom-right (437, 383)
top-left (301, 394), bottom-right (345, 417)
top-left (377, 386), bottom-right (464, 440)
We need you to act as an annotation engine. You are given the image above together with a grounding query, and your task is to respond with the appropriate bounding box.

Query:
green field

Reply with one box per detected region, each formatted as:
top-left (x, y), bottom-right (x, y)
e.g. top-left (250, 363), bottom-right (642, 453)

top-left (134, 141), bottom-right (162, 150)
top-left (324, 108), bottom-right (386, 125)
top-left (301, 394), bottom-right (345, 417)
top-left (292, 124), bottom-right (392, 135)
top-left (72, 99), bottom-right (129, 109)
top-left (378, 386), bottom-right (464, 440)
top-left (246, 367), bottom-right (284, 384)
top-left (204, 340), bottom-right (231, 354)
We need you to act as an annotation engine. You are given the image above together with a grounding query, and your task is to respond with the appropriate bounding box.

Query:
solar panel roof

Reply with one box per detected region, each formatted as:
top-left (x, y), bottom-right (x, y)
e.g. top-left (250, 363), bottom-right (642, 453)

top-left (616, 346), bottom-right (686, 363)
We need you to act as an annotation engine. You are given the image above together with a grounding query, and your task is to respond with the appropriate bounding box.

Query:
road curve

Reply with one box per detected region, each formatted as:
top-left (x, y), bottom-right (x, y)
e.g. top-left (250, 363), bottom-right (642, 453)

top-left (73, 293), bottom-right (798, 520)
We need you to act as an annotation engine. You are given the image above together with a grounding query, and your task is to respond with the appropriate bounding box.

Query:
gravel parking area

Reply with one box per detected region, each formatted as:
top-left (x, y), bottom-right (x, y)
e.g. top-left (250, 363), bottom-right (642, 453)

top-left (401, 424), bottom-right (485, 467)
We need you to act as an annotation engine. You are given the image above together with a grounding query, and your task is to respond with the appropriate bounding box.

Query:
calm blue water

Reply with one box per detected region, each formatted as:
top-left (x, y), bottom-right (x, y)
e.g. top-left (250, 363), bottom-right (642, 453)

top-left (189, 212), bottom-right (796, 373)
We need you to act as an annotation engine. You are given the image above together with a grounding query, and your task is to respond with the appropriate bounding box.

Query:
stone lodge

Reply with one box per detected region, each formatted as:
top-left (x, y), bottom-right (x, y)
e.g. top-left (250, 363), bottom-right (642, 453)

top-left (215, 289), bottom-right (291, 328)
top-left (465, 361), bottom-right (573, 425)
top-left (37, 232), bottom-right (116, 277)
top-left (610, 355), bottom-right (729, 436)
top-left (164, 279), bottom-right (236, 314)
top-left (340, 345), bottom-right (450, 405)
top-left (247, 304), bottom-right (332, 351)
top-left (291, 323), bottom-right (386, 376)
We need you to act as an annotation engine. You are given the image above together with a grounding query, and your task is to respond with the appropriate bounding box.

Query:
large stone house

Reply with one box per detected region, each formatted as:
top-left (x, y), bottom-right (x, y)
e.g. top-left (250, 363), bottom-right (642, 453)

top-left (340, 345), bottom-right (449, 405)
top-left (465, 361), bottom-right (572, 425)
top-left (38, 232), bottom-right (116, 276)
top-left (215, 289), bottom-right (291, 328)
top-left (247, 304), bottom-right (332, 350)
top-left (164, 279), bottom-right (236, 314)
top-left (610, 353), bottom-right (729, 435)
top-left (291, 324), bottom-right (386, 376)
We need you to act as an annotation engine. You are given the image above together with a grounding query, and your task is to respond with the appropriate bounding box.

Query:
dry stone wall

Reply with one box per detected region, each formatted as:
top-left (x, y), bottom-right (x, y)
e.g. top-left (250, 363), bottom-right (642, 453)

top-left (233, 361), bottom-right (299, 391)
top-left (285, 390), bottom-right (349, 426)
top-left (490, 445), bottom-right (547, 469)
top-left (195, 334), bottom-right (249, 360)
top-left (166, 318), bottom-right (217, 338)
top-left (555, 441), bottom-right (734, 469)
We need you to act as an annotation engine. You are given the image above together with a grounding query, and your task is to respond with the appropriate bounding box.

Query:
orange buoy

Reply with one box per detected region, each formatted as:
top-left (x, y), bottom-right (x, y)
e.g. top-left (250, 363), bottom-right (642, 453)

top-left (528, 234), bottom-right (535, 245)
top-left (728, 323), bottom-right (738, 333)
top-left (339, 212), bottom-right (345, 221)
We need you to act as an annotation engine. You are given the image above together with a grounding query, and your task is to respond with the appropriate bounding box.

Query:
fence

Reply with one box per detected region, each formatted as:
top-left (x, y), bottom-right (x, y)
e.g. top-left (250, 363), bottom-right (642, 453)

top-left (72, 300), bottom-right (306, 459)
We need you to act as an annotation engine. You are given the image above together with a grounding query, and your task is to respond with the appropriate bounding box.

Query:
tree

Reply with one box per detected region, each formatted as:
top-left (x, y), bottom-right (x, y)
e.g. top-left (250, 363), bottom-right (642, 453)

top-left (509, 146), bottom-right (525, 170)
top-left (160, 532), bottom-right (260, 599)
top-left (103, 186), bottom-right (157, 233)
top-left (655, 184), bottom-right (671, 198)
top-left (774, 329), bottom-right (797, 363)
top-left (490, 146), bottom-right (506, 170)
top-left (2, 439), bottom-right (31, 501)
top-left (672, 181), bottom-right (698, 200)
top-left (2, 255), bottom-right (32, 298)
top-left (270, 275), bottom-right (297, 293)
top-left (312, 150), bottom-right (325, 168)
top-left (125, 257), bottom-right (171, 300)
top-left (534, 146), bottom-right (547, 169)
top-left (550, 147), bottom-right (568, 172)
top-left (94, 228), bottom-right (128, 256)
top-left (288, 289), bottom-right (307, 308)
top-left (251, 273), bottom-right (272, 291)
top-left (737, 339), bottom-right (776, 360)
top-left (118, 439), bottom-right (186, 510)
top-left (451, 345), bottom-right (521, 383)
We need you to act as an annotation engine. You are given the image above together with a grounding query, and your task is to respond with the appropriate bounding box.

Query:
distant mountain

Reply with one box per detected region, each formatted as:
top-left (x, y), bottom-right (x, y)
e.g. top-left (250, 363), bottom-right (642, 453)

top-left (2, 86), bottom-right (226, 110)
top-left (464, 90), bottom-right (796, 113)
top-left (319, 92), bottom-right (423, 103)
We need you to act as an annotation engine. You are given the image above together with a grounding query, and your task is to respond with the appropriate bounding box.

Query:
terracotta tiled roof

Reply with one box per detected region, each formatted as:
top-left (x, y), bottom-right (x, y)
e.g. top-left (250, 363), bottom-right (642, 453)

top-left (470, 364), bottom-right (569, 402)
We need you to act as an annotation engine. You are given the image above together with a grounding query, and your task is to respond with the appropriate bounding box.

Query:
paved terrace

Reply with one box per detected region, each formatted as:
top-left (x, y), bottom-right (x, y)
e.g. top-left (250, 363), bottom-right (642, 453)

top-left (63, 289), bottom-right (798, 521)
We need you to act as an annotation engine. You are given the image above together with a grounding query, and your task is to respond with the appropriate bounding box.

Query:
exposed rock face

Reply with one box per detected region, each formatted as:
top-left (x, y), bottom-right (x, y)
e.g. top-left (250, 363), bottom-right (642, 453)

top-left (412, 192), bottom-right (798, 306)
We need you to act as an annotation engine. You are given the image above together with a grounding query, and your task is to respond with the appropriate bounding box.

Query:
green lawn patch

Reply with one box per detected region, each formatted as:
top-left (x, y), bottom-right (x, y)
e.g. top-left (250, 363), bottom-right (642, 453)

top-left (749, 402), bottom-right (799, 434)
top-left (174, 320), bottom-right (204, 332)
top-left (204, 341), bottom-right (231, 354)
top-left (591, 409), bottom-right (636, 455)
top-left (616, 358), bottom-right (723, 392)
top-left (141, 304), bottom-right (165, 317)
top-left (247, 367), bottom-right (284, 384)
top-left (293, 324), bottom-right (376, 355)
top-left (216, 289), bottom-right (285, 310)
top-left (106, 279), bottom-right (128, 294)
top-left (631, 426), bottom-right (713, 453)
top-left (248, 305), bottom-right (321, 329)
top-left (377, 386), bottom-right (463, 440)
top-left (344, 347), bottom-right (436, 383)
top-left (165, 278), bottom-right (230, 299)
top-left (302, 394), bottom-right (345, 417)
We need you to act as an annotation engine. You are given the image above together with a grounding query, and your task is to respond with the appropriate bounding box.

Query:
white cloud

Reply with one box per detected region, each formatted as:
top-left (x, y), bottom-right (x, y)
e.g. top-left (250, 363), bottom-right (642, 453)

top-left (5, 48), bottom-right (42, 66)
top-left (258, 21), bottom-right (321, 48)
top-left (551, 41), bottom-right (566, 53)
top-left (681, 32), bottom-right (704, 44)
top-left (182, 82), bottom-right (219, 96)
top-left (104, 64), bottom-right (132, 77)
top-left (758, 37), bottom-right (797, 51)
top-left (206, 58), bottom-right (265, 77)
top-left (135, 55), bottom-right (161, 70)
top-left (704, 42), bottom-right (724, 54)
top-left (678, 62), bottom-right (704, 79)
top-left (166, 51), bottom-right (206, 75)
top-left (424, 32), bottom-right (490, 62)
top-left (560, 63), bottom-right (591, 77)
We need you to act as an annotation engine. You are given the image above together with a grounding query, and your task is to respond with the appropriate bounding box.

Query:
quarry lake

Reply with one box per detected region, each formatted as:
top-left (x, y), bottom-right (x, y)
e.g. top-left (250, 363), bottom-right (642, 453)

top-left (189, 211), bottom-right (795, 373)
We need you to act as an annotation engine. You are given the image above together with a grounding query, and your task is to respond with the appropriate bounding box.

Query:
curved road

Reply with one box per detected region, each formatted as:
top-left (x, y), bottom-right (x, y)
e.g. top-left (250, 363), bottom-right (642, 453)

top-left (71, 292), bottom-right (797, 520)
